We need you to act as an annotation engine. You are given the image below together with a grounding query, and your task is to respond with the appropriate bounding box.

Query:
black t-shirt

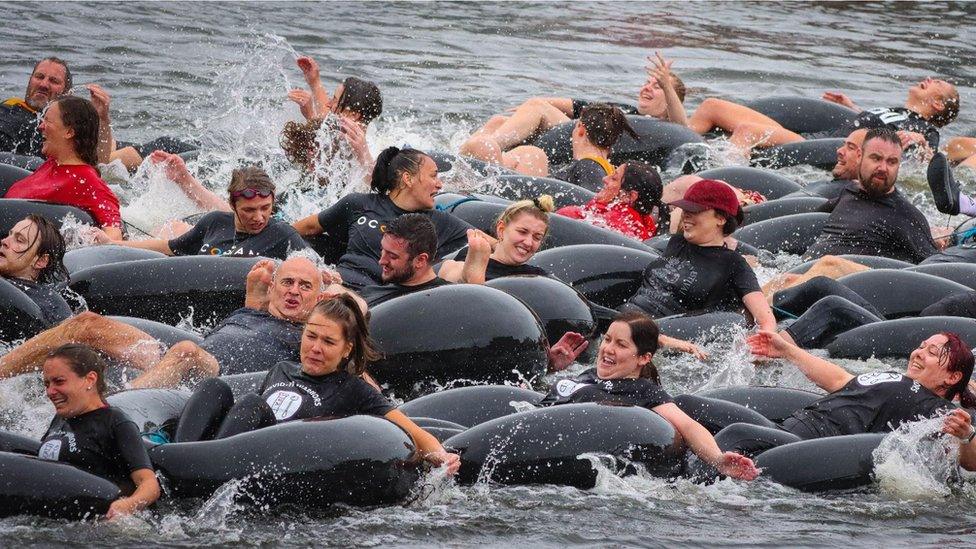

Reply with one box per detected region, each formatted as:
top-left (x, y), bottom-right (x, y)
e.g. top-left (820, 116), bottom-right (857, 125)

top-left (258, 361), bottom-right (395, 422)
top-left (805, 183), bottom-right (937, 264)
top-left (5, 277), bottom-right (71, 327)
top-left (38, 406), bottom-right (152, 491)
top-left (0, 100), bottom-right (42, 156)
top-left (550, 158), bottom-right (611, 192)
top-left (626, 234), bottom-right (760, 318)
top-left (571, 99), bottom-right (640, 119)
top-left (833, 107), bottom-right (940, 148)
top-left (539, 368), bottom-right (672, 409)
top-left (360, 276), bottom-right (453, 308)
top-left (201, 308), bottom-right (302, 375)
top-left (788, 372), bottom-right (950, 438)
top-left (167, 211), bottom-right (309, 259)
top-left (315, 193), bottom-right (473, 290)
top-left (451, 247), bottom-right (548, 280)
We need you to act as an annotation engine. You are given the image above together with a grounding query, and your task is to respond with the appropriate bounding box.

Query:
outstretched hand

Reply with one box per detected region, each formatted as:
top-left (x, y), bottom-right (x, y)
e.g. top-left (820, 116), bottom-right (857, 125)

top-left (148, 150), bottom-right (192, 186)
top-left (715, 452), bottom-right (760, 481)
top-left (86, 84), bottom-right (112, 122)
top-left (296, 55), bottom-right (321, 84)
top-left (245, 259), bottom-right (276, 311)
top-left (288, 88), bottom-right (312, 108)
top-left (822, 91), bottom-right (856, 109)
top-left (340, 117), bottom-right (370, 166)
top-left (943, 408), bottom-right (973, 439)
top-left (646, 51), bottom-right (675, 89)
top-left (548, 331), bottom-right (589, 372)
top-left (746, 330), bottom-right (792, 359)
top-left (426, 450), bottom-right (461, 475)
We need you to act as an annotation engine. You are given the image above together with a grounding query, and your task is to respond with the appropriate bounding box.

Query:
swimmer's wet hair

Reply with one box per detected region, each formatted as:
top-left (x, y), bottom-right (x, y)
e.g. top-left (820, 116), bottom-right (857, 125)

top-left (280, 117), bottom-right (322, 169)
top-left (670, 73), bottom-right (686, 103)
top-left (929, 85), bottom-right (960, 128)
top-left (308, 294), bottom-right (381, 376)
top-left (371, 147), bottom-right (428, 195)
top-left (336, 77), bottom-right (383, 126)
top-left (22, 214), bottom-right (68, 284)
top-left (939, 332), bottom-right (975, 408)
top-left (613, 310), bottom-right (661, 384)
top-left (53, 95), bottom-right (100, 168)
top-left (385, 213), bottom-right (437, 261)
top-left (619, 163), bottom-right (663, 217)
top-left (495, 195), bottom-right (554, 237)
top-left (579, 104), bottom-right (639, 149)
top-left (227, 165), bottom-right (275, 206)
top-left (31, 56), bottom-right (72, 94)
top-left (862, 127), bottom-right (902, 151)
top-left (47, 343), bottom-right (108, 398)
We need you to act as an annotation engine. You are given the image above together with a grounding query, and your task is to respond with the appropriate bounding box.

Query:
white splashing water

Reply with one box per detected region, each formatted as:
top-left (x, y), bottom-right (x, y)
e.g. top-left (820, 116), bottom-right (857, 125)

top-left (873, 415), bottom-right (962, 500)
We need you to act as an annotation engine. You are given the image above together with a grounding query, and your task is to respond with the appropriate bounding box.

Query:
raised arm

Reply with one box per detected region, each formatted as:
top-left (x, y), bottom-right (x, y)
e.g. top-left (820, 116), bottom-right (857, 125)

top-left (87, 84), bottom-right (115, 166)
top-left (647, 52), bottom-right (689, 126)
top-left (747, 330), bottom-right (854, 392)
top-left (653, 402), bottom-right (759, 480)
top-left (149, 151), bottom-right (230, 212)
top-left (822, 91), bottom-right (862, 113)
top-left (296, 56), bottom-right (331, 118)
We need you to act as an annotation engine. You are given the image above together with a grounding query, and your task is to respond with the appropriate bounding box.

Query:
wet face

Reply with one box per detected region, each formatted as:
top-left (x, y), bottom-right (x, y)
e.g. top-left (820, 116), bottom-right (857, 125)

top-left (679, 208), bottom-right (726, 245)
top-left (43, 357), bottom-right (99, 418)
top-left (496, 212), bottom-right (547, 265)
top-left (329, 83), bottom-right (362, 123)
top-left (300, 312), bottom-right (354, 377)
top-left (596, 321), bottom-right (651, 379)
top-left (905, 334), bottom-right (962, 394)
top-left (908, 77), bottom-right (955, 112)
top-left (636, 78), bottom-right (667, 118)
top-left (832, 129), bottom-right (866, 180)
top-left (379, 233), bottom-right (420, 284)
top-left (403, 156), bottom-right (442, 210)
top-left (231, 194), bottom-right (274, 234)
top-left (38, 102), bottom-right (72, 158)
top-left (857, 138), bottom-right (901, 197)
top-left (0, 218), bottom-right (46, 280)
top-left (25, 60), bottom-right (68, 110)
top-left (268, 258), bottom-right (323, 322)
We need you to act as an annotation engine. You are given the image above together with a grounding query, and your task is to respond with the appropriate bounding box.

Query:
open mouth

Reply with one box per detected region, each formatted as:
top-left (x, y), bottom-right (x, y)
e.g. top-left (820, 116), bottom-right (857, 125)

top-left (284, 297), bottom-right (301, 308)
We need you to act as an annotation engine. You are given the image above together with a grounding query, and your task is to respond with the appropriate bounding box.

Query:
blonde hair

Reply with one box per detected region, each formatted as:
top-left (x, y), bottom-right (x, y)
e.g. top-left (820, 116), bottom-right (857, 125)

top-left (495, 195), bottom-right (554, 237)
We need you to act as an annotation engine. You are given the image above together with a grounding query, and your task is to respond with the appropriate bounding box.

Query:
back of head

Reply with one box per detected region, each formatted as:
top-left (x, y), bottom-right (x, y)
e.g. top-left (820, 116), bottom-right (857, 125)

top-left (338, 77), bottom-right (383, 126)
top-left (579, 103), bottom-right (639, 149)
top-left (930, 85), bottom-right (960, 128)
top-left (620, 163), bottom-right (663, 216)
top-left (280, 117), bottom-right (323, 168)
top-left (47, 343), bottom-right (108, 397)
top-left (370, 146), bottom-right (427, 195)
top-left (53, 95), bottom-right (100, 167)
top-left (26, 214), bottom-right (68, 284)
top-left (940, 332), bottom-right (975, 408)
top-left (385, 212), bottom-right (437, 260)
top-left (495, 194), bottom-right (554, 237)
top-left (862, 126), bottom-right (902, 151)
top-left (227, 165), bottom-right (276, 206)
top-left (613, 310), bottom-right (661, 383)
top-left (309, 294), bottom-right (381, 375)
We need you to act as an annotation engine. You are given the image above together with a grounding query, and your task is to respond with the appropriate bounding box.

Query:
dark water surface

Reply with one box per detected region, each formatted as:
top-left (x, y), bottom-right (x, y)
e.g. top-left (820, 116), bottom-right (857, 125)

top-left (2, 1), bottom-right (976, 546)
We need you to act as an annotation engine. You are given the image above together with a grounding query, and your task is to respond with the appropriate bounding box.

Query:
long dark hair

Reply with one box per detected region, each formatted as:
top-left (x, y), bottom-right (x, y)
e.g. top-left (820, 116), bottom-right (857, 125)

top-left (939, 332), bottom-right (975, 408)
top-left (336, 76), bottom-right (382, 125)
top-left (53, 95), bottom-right (99, 167)
top-left (307, 294), bottom-right (381, 375)
top-left (370, 146), bottom-right (427, 195)
top-left (47, 343), bottom-right (107, 398)
top-left (619, 162), bottom-right (663, 216)
top-left (579, 103), bottom-right (639, 149)
top-left (614, 310), bottom-right (661, 384)
top-left (24, 214), bottom-right (68, 284)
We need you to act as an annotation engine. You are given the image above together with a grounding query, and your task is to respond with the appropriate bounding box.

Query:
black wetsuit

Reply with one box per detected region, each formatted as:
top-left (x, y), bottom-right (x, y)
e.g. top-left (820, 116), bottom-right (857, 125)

top-left (168, 211), bottom-right (309, 259)
top-left (625, 234), bottom-right (760, 318)
top-left (540, 368), bottom-right (672, 409)
top-left (5, 277), bottom-right (71, 327)
top-left (38, 406), bottom-right (152, 492)
top-left (0, 99), bottom-right (41, 156)
top-left (805, 183), bottom-right (937, 264)
top-left (921, 291), bottom-right (976, 319)
top-left (773, 276), bottom-right (883, 349)
top-left (449, 248), bottom-right (548, 281)
top-left (550, 158), bottom-right (611, 192)
top-left (199, 307), bottom-right (302, 374)
top-left (316, 193), bottom-right (472, 290)
top-left (360, 277), bottom-right (453, 308)
top-left (832, 107), bottom-right (940, 148)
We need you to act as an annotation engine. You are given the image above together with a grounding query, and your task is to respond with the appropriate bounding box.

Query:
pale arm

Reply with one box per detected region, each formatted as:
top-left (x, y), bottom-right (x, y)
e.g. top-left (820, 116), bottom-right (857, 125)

top-left (107, 238), bottom-right (173, 255)
top-left (653, 403), bottom-right (759, 480)
top-left (747, 330), bottom-right (854, 392)
top-left (742, 291), bottom-right (777, 332)
top-left (384, 409), bottom-right (460, 474)
top-left (105, 468), bottom-right (160, 519)
top-left (292, 213), bottom-right (324, 236)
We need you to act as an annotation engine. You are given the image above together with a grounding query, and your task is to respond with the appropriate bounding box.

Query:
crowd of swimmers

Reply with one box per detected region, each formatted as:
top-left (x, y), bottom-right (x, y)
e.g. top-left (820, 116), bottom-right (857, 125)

top-left (1, 52), bottom-right (976, 517)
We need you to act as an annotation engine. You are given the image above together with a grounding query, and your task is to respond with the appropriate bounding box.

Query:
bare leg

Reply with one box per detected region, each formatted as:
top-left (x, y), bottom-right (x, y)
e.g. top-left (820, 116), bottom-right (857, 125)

top-left (459, 135), bottom-right (506, 165)
top-left (0, 312), bottom-right (164, 379)
top-left (961, 155), bottom-right (976, 170)
top-left (128, 340), bottom-right (219, 389)
top-left (504, 145), bottom-right (550, 176)
top-left (729, 121), bottom-right (804, 150)
top-left (687, 98), bottom-right (790, 135)
top-left (762, 255), bottom-right (869, 300)
top-left (488, 98), bottom-right (572, 150)
top-left (109, 146), bottom-right (144, 171)
top-left (946, 137), bottom-right (976, 164)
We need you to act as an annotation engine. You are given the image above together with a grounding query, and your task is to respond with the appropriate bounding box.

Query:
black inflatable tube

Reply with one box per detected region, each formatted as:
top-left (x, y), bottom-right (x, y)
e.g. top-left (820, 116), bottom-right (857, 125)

top-left (0, 451), bottom-right (121, 519)
top-left (783, 179), bottom-right (846, 201)
top-left (672, 395), bottom-right (776, 435)
top-left (64, 245), bottom-right (168, 275)
top-left (751, 138), bottom-right (845, 171)
top-left (643, 233), bottom-right (760, 257)
top-left (532, 115), bottom-right (704, 168)
top-left (0, 430), bottom-right (41, 454)
top-left (106, 388), bottom-right (190, 433)
top-left (0, 198), bottom-right (95, 235)
top-left (656, 312), bottom-right (746, 341)
top-left (0, 161), bottom-right (31, 196)
top-left (826, 316), bottom-right (976, 359)
top-left (444, 403), bottom-right (683, 487)
top-left (150, 416), bottom-right (420, 507)
top-left (450, 199), bottom-right (654, 253)
top-left (742, 196), bottom-right (829, 226)
top-left (0, 152), bottom-right (43, 172)
top-left (697, 386), bottom-right (821, 423)
top-left (368, 285), bottom-right (549, 398)
top-left (69, 256), bottom-right (260, 325)
top-left (786, 254), bottom-right (913, 275)
top-left (400, 385), bottom-right (545, 428)
top-left (0, 276), bottom-right (49, 341)
top-left (487, 174), bottom-right (596, 206)
top-left (108, 316), bottom-right (205, 348)
top-left (219, 370), bottom-right (269, 398)
top-left (920, 244), bottom-right (976, 265)
top-left (743, 96), bottom-right (857, 135)
top-left (837, 269), bottom-right (972, 319)
top-left (485, 275), bottom-right (597, 346)
top-left (528, 244), bottom-right (659, 309)
top-left (754, 433), bottom-right (886, 492)
top-left (428, 151), bottom-right (515, 178)
top-left (696, 166), bottom-right (802, 200)
top-left (905, 263), bottom-right (976, 290)
top-left (733, 212), bottom-right (829, 255)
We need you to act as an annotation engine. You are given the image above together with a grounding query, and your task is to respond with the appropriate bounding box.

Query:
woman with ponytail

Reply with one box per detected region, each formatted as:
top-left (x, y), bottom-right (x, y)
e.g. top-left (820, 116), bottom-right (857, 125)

top-left (292, 146), bottom-right (474, 290)
top-left (557, 162), bottom-right (664, 241)
top-left (174, 294), bottom-right (460, 473)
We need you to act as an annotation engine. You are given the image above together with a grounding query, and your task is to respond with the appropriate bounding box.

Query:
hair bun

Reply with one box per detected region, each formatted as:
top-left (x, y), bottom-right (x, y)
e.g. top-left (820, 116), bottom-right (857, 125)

top-left (534, 194), bottom-right (555, 213)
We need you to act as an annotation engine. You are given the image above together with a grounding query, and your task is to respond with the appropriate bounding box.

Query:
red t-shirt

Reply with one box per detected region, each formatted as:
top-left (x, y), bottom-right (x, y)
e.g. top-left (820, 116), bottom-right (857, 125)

top-left (557, 199), bottom-right (657, 241)
top-left (4, 158), bottom-right (122, 228)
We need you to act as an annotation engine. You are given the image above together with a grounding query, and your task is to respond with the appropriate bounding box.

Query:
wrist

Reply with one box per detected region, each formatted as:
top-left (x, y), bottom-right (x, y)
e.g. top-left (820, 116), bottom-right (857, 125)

top-left (964, 425), bottom-right (976, 444)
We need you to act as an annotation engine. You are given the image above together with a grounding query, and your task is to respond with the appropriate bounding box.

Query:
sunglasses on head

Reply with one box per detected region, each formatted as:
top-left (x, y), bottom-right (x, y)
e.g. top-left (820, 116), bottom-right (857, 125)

top-left (230, 188), bottom-right (273, 200)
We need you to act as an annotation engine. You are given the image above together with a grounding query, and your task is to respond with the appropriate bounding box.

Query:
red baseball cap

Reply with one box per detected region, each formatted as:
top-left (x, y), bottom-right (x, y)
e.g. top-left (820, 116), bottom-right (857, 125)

top-left (669, 179), bottom-right (740, 218)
